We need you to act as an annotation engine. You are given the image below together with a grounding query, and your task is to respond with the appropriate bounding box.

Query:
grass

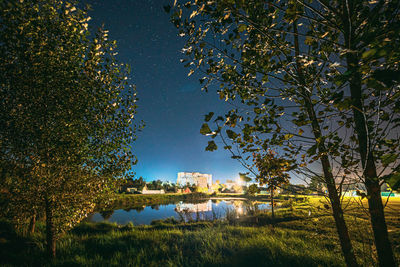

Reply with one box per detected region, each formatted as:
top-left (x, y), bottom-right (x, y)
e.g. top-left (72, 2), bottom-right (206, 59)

top-left (0, 196), bottom-right (399, 266)
top-left (1, 221), bottom-right (346, 267)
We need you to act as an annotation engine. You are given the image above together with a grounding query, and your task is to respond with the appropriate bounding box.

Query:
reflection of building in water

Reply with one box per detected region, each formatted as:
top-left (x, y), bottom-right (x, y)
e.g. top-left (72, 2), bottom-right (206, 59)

top-left (175, 201), bottom-right (212, 213)
top-left (177, 172), bottom-right (212, 189)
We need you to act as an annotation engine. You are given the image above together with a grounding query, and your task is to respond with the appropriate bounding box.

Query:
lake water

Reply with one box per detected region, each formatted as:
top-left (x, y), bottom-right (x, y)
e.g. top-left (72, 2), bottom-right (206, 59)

top-left (88, 199), bottom-right (271, 225)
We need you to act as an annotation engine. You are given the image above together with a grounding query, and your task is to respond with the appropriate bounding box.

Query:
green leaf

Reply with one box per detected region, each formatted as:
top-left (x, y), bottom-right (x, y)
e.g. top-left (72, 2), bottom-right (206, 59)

top-left (226, 129), bottom-right (237, 139)
top-left (204, 112), bottom-right (214, 122)
top-left (381, 153), bottom-right (397, 167)
top-left (163, 5), bottom-right (171, 13)
top-left (205, 140), bottom-right (217, 151)
top-left (362, 49), bottom-right (377, 59)
top-left (200, 123), bottom-right (212, 135)
top-left (307, 144), bottom-right (318, 156)
top-left (214, 116), bottom-right (224, 122)
top-left (237, 24), bottom-right (247, 33)
top-left (336, 97), bottom-right (351, 111)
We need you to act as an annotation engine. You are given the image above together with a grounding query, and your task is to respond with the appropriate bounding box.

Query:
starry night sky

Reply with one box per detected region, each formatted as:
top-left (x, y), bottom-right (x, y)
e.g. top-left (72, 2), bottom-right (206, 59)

top-left (84, 0), bottom-right (248, 183)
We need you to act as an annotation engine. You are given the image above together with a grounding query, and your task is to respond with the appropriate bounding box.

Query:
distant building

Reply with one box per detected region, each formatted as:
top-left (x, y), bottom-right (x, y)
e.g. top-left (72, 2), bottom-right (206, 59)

top-left (141, 185), bottom-right (165, 194)
top-left (126, 187), bottom-right (138, 193)
top-left (177, 172), bottom-right (212, 189)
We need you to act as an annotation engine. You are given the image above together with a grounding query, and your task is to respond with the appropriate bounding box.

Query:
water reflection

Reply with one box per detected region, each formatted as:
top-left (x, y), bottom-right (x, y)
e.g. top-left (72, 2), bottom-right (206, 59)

top-left (99, 210), bottom-right (114, 220)
top-left (175, 201), bottom-right (213, 221)
top-left (175, 201), bottom-right (212, 213)
top-left (89, 199), bottom-right (271, 225)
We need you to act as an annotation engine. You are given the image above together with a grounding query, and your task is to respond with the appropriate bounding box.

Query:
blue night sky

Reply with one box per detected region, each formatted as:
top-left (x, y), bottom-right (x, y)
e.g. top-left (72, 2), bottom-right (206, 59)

top-left (84, 0), bottom-right (248, 183)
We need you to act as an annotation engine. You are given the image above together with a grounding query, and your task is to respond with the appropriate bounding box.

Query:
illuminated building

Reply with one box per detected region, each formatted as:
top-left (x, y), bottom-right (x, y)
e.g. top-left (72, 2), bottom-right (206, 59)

top-left (177, 172), bottom-right (212, 189)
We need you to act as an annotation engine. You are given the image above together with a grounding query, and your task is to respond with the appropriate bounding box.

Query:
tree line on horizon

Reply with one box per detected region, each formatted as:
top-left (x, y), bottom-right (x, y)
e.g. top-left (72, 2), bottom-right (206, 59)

top-left (121, 175), bottom-right (342, 196)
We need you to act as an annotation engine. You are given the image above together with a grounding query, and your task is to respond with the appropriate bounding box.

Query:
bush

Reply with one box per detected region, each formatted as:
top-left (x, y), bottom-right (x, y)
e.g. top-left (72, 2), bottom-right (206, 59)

top-left (246, 184), bottom-right (260, 196)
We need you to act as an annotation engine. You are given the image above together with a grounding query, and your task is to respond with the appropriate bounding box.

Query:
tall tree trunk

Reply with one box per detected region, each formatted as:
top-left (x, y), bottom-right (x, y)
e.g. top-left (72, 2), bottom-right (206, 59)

top-left (341, 2), bottom-right (396, 264)
top-left (45, 197), bottom-right (56, 259)
top-left (293, 21), bottom-right (359, 267)
top-left (323, 161), bottom-right (359, 267)
top-left (345, 52), bottom-right (396, 267)
top-left (28, 211), bottom-right (36, 235)
top-left (305, 99), bottom-right (358, 267)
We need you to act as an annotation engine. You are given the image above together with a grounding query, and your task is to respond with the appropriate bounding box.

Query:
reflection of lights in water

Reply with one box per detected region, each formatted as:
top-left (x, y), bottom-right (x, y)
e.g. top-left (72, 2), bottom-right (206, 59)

top-left (176, 200), bottom-right (212, 213)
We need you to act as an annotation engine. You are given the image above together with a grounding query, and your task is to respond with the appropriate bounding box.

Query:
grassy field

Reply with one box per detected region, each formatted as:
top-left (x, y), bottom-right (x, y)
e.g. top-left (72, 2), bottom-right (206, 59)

top-left (0, 195), bottom-right (399, 266)
top-left (1, 221), bottom-right (346, 266)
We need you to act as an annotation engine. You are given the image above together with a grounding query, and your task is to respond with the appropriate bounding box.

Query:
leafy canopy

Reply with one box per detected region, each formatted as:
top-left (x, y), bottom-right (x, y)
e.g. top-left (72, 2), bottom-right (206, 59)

top-left (0, 0), bottom-right (140, 234)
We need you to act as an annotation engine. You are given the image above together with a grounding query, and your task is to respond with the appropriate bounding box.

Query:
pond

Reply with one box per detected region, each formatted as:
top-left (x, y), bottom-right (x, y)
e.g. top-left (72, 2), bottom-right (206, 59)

top-left (88, 199), bottom-right (272, 225)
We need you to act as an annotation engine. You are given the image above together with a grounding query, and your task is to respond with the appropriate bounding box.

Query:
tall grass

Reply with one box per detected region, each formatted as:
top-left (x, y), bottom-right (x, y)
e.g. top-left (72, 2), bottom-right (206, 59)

top-left (1, 220), bottom-right (346, 266)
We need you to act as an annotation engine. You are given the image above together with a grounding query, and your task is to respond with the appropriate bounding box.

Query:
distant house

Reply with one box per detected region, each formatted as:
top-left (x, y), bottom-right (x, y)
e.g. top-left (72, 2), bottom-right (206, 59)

top-left (141, 185), bottom-right (165, 194)
top-left (126, 187), bottom-right (137, 193)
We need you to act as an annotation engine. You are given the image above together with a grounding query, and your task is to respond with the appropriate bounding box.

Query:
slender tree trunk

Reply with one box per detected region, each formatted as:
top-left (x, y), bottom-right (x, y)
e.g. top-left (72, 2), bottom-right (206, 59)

top-left (28, 211), bottom-right (36, 235)
top-left (45, 197), bottom-right (56, 259)
top-left (293, 22), bottom-right (359, 267)
top-left (323, 162), bottom-right (359, 267)
top-left (340, 2), bottom-right (396, 263)
top-left (345, 51), bottom-right (396, 267)
top-left (306, 100), bottom-right (358, 267)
